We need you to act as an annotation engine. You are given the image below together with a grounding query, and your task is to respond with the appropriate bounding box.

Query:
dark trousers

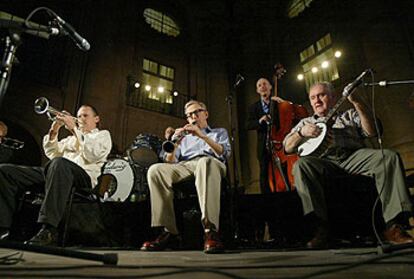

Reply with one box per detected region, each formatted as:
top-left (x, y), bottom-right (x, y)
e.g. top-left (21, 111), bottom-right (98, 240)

top-left (259, 153), bottom-right (272, 194)
top-left (0, 157), bottom-right (91, 228)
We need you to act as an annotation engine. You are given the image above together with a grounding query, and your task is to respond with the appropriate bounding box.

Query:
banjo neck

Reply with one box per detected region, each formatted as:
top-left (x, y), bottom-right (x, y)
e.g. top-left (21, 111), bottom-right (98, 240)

top-left (322, 94), bottom-right (348, 124)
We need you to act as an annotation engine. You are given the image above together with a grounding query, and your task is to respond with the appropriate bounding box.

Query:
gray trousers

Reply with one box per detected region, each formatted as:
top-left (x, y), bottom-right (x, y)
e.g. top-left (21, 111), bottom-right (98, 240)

top-left (0, 157), bottom-right (91, 228)
top-left (293, 148), bottom-right (412, 224)
top-left (147, 156), bottom-right (226, 234)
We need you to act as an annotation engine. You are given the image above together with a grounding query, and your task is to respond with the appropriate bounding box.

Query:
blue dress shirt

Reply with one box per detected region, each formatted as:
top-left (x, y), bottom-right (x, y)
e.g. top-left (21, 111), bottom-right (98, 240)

top-left (172, 126), bottom-right (231, 163)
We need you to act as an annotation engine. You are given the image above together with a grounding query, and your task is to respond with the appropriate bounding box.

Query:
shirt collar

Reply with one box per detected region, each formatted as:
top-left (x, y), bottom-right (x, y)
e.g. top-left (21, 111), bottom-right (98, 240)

top-left (202, 126), bottom-right (212, 133)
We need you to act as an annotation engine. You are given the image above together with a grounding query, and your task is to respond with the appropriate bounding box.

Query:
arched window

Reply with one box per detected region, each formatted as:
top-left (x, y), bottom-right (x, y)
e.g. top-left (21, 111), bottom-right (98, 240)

top-left (143, 8), bottom-right (180, 37)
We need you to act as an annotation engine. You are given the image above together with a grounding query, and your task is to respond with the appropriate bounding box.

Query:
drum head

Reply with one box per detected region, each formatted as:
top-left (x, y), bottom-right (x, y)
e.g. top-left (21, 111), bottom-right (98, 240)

top-left (129, 147), bottom-right (159, 168)
top-left (128, 133), bottom-right (162, 168)
top-left (96, 158), bottom-right (134, 202)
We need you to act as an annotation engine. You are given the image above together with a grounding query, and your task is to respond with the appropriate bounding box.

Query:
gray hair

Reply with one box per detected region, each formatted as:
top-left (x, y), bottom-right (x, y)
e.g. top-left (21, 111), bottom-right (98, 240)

top-left (184, 100), bottom-right (207, 113)
top-left (309, 81), bottom-right (335, 95)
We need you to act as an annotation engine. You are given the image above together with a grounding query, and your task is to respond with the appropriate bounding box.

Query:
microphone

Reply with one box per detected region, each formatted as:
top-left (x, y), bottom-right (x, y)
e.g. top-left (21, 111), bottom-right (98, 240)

top-left (53, 14), bottom-right (90, 51)
top-left (233, 74), bottom-right (245, 88)
top-left (343, 69), bottom-right (371, 96)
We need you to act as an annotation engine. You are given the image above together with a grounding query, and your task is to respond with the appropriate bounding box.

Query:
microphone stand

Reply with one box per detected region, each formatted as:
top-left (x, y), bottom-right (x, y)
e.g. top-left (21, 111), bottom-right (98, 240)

top-left (0, 32), bottom-right (21, 108)
top-left (364, 78), bottom-right (414, 254)
top-left (225, 77), bottom-right (242, 246)
top-left (364, 79), bottom-right (414, 87)
top-left (0, 240), bottom-right (118, 265)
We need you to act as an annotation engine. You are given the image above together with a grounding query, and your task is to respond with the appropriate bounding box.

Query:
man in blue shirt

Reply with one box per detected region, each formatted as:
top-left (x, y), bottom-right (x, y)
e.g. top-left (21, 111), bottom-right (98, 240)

top-left (141, 100), bottom-right (231, 253)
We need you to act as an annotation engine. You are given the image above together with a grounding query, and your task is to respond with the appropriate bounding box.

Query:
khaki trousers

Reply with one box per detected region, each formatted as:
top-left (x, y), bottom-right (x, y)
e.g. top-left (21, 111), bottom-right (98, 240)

top-left (147, 156), bottom-right (226, 234)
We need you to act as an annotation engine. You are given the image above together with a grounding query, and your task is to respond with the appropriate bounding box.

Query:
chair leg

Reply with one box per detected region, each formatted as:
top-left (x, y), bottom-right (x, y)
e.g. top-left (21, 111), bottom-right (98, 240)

top-left (61, 187), bottom-right (76, 247)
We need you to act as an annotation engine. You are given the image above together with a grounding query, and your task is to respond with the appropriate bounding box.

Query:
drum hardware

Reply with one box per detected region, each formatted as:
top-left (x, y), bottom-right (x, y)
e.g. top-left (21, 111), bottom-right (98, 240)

top-left (34, 97), bottom-right (79, 123)
top-left (0, 137), bottom-right (24, 149)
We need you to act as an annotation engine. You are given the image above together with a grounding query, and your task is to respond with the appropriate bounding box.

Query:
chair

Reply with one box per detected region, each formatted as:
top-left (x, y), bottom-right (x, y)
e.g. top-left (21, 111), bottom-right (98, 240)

top-left (172, 175), bottom-right (234, 249)
top-left (61, 187), bottom-right (99, 247)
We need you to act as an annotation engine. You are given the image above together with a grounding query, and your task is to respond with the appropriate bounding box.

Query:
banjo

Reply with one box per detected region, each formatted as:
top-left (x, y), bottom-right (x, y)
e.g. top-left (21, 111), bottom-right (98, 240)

top-left (297, 70), bottom-right (370, 157)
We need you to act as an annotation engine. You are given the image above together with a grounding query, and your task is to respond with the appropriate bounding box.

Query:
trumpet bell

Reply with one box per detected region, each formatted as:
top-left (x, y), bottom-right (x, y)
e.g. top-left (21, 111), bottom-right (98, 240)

top-left (34, 97), bottom-right (49, 115)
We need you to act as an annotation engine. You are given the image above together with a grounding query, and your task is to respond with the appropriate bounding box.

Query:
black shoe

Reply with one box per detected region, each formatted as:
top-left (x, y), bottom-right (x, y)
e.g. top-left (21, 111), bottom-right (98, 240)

top-left (25, 227), bottom-right (58, 246)
top-left (0, 228), bottom-right (10, 240)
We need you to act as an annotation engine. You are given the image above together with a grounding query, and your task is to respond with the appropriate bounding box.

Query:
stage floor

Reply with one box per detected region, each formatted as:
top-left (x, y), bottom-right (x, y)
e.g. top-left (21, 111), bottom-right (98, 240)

top-left (1, 247), bottom-right (413, 279)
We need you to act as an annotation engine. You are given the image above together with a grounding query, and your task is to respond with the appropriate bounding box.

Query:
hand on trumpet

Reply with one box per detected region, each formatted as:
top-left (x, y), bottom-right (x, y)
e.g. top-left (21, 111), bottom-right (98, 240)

top-left (49, 111), bottom-right (81, 139)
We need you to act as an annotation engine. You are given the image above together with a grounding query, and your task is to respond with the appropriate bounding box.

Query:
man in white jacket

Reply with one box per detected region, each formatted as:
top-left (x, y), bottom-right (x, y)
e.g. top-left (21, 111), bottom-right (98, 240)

top-left (0, 105), bottom-right (112, 245)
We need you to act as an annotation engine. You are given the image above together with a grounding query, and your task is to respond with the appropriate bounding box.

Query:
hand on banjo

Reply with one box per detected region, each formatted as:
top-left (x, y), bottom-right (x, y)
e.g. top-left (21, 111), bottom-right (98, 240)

top-left (301, 122), bottom-right (322, 138)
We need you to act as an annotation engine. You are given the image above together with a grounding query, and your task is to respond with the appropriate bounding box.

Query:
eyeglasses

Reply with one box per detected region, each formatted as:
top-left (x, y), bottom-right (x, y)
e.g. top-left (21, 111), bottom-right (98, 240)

top-left (185, 108), bottom-right (206, 118)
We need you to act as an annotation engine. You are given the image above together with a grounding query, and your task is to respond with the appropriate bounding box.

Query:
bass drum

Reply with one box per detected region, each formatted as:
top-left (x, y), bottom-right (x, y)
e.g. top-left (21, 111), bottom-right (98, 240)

top-left (127, 133), bottom-right (162, 168)
top-left (96, 158), bottom-right (134, 202)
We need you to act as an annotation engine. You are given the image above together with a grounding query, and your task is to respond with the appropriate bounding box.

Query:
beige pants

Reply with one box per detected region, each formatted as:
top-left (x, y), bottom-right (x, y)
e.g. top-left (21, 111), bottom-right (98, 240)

top-left (147, 156), bottom-right (226, 234)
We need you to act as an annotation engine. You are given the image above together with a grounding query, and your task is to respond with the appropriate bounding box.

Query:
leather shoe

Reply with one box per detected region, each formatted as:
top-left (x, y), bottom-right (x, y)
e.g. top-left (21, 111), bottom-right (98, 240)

top-left (25, 227), bottom-right (58, 246)
top-left (306, 226), bottom-right (329, 249)
top-left (204, 230), bottom-right (224, 254)
top-left (384, 224), bottom-right (414, 244)
top-left (0, 228), bottom-right (10, 240)
top-left (141, 231), bottom-right (180, 251)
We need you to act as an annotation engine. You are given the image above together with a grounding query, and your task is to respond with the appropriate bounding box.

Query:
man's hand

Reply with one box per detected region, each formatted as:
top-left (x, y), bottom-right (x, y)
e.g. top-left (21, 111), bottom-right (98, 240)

top-left (183, 123), bottom-right (204, 138)
top-left (347, 92), bottom-right (362, 106)
top-left (164, 126), bottom-right (175, 140)
top-left (259, 115), bottom-right (271, 124)
top-left (55, 111), bottom-right (77, 133)
top-left (300, 122), bottom-right (322, 138)
top-left (271, 96), bottom-right (285, 103)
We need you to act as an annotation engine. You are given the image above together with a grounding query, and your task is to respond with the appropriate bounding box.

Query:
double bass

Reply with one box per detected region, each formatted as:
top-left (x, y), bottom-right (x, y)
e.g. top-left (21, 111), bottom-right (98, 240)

top-left (266, 64), bottom-right (308, 192)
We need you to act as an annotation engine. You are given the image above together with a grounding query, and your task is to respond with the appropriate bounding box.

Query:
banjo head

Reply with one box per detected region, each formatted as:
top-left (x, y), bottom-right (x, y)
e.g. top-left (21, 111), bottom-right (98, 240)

top-left (298, 122), bottom-right (327, 157)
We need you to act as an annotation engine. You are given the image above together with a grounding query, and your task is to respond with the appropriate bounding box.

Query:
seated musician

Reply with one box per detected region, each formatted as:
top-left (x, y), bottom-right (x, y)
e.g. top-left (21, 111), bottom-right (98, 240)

top-left (283, 81), bottom-right (414, 248)
top-left (141, 100), bottom-right (231, 253)
top-left (247, 78), bottom-right (286, 194)
top-left (0, 105), bottom-right (112, 244)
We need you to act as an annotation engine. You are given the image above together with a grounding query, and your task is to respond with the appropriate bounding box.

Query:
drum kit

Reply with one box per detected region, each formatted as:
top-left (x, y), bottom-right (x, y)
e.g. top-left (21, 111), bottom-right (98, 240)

top-left (95, 134), bottom-right (163, 202)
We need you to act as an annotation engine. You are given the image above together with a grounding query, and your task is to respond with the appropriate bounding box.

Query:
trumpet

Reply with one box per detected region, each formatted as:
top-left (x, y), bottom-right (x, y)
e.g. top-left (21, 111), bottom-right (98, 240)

top-left (0, 137), bottom-right (24, 150)
top-left (34, 97), bottom-right (79, 123)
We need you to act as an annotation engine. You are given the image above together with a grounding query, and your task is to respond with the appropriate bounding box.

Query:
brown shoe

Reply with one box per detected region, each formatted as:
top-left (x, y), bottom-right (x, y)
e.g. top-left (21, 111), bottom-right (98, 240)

top-left (140, 231), bottom-right (180, 251)
top-left (306, 226), bottom-right (329, 249)
top-left (383, 224), bottom-right (414, 245)
top-left (204, 230), bottom-right (224, 254)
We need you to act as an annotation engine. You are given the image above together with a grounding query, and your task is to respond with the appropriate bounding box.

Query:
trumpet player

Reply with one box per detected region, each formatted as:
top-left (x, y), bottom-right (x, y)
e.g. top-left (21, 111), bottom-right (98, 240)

top-left (141, 100), bottom-right (231, 254)
top-left (0, 105), bottom-right (112, 244)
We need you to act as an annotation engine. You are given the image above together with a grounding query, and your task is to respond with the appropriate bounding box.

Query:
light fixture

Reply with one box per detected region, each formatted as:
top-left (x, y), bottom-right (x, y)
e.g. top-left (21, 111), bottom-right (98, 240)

top-left (334, 50), bottom-right (342, 58)
top-left (311, 67), bottom-right (318, 73)
top-left (145, 85), bottom-right (151, 91)
top-left (297, 74), bottom-right (304, 80)
top-left (157, 86), bottom-right (165, 93)
top-left (173, 90), bottom-right (179, 97)
top-left (134, 82), bottom-right (140, 89)
top-left (321, 61), bottom-right (329, 68)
